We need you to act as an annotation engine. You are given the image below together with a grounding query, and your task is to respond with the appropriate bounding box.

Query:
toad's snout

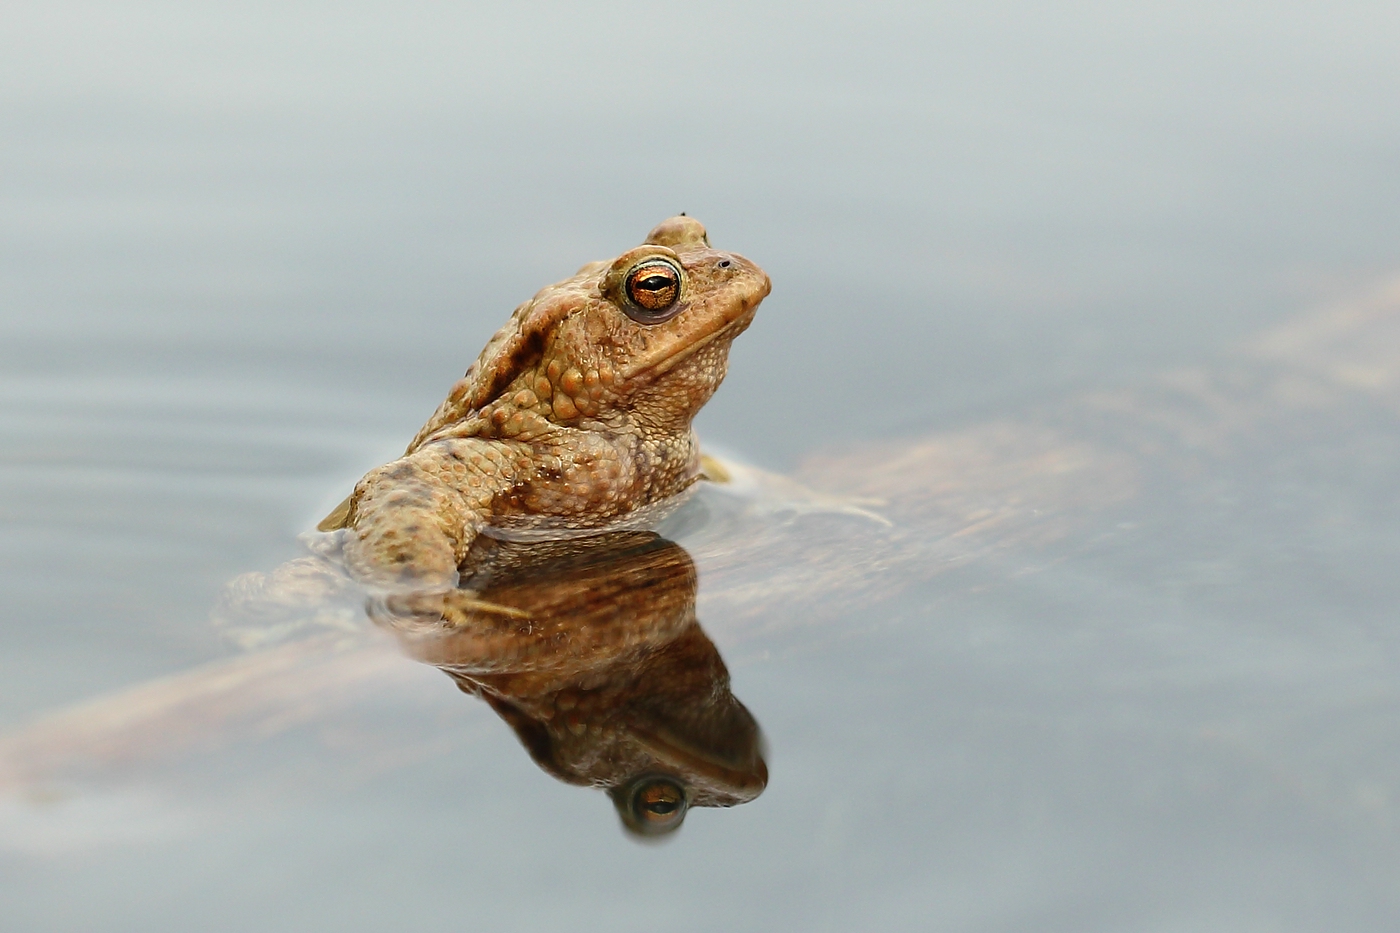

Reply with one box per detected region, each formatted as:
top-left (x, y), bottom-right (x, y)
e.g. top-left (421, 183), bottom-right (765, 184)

top-left (725, 252), bottom-right (772, 314)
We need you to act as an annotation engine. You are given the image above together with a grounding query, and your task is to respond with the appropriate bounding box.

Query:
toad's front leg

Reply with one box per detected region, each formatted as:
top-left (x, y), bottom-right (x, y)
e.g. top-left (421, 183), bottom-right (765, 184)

top-left (339, 439), bottom-right (530, 590)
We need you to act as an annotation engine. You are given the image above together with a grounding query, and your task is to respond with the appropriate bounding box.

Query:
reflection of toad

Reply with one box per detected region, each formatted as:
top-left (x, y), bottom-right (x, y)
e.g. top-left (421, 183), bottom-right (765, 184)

top-left (320, 216), bottom-right (771, 592)
top-left (373, 533), bottom-right (767, 837)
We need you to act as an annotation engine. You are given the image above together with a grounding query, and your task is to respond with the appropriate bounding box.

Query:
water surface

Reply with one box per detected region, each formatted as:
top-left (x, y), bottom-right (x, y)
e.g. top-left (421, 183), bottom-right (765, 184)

top-left (3, 2), bottom-right (1400, 930)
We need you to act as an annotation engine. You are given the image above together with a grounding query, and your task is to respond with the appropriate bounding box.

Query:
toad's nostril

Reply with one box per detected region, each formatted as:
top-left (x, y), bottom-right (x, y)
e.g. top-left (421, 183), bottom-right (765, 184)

top-left (718, 259), bottom-right (731, 268)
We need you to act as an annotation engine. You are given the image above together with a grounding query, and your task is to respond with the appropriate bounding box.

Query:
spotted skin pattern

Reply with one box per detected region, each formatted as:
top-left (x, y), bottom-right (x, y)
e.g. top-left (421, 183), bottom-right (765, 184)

top-left (323, 217), bottom-right (771, 589)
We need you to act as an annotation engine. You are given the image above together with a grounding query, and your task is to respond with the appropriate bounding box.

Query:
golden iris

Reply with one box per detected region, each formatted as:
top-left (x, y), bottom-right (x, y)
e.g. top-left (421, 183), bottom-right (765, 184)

top-left (623, 259), bottom-right (682, 321)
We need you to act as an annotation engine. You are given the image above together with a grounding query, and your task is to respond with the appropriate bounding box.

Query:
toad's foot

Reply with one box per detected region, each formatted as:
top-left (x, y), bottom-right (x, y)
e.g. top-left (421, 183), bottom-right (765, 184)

top-left (699, 452), bottom-right (892, 527)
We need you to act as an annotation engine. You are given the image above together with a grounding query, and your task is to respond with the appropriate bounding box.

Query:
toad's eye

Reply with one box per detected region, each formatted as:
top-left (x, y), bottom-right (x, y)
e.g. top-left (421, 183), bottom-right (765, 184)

top-left (623, 259), bottom-right (683, 323)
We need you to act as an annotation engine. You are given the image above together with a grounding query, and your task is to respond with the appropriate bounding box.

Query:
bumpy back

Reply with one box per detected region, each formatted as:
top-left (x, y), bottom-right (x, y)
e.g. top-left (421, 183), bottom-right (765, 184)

top-left (404, 265), bottom-right (605, 454)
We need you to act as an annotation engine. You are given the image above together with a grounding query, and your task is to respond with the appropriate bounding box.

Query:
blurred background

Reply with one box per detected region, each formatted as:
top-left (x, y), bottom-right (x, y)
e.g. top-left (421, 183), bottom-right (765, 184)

top-left (3, 2), bottom-right (1399, 930)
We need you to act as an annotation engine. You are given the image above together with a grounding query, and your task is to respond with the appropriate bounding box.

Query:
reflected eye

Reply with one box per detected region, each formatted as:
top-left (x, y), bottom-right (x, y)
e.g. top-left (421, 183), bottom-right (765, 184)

top-left (636, 780), bottom-right (685, 822)
top-left (623, 777), bottom-right (688, 834)
top-left (611, 774), bottom-right (691, 837)
top-left (623, 259), bottom-right (683, 323)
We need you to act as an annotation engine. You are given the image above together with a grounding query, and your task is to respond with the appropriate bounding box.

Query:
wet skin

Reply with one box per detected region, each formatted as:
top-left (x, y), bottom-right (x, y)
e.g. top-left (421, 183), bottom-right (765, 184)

top-left (320, 216), bottom-right (771, 591)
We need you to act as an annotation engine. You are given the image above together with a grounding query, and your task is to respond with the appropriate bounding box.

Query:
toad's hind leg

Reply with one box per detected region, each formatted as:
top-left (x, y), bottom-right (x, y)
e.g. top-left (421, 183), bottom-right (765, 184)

top-left (339, 439), bottom-right (527, 590)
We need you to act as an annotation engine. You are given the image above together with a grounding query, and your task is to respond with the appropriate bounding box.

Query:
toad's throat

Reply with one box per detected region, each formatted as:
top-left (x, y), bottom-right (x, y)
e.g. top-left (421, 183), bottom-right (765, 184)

top-left (620, 310), bottom-right (754, 381)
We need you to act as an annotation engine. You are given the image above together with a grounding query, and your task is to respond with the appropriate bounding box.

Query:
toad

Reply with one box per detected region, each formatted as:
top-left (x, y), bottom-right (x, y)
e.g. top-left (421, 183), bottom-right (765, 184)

top-left (319, 216), bottom-right (771, 590)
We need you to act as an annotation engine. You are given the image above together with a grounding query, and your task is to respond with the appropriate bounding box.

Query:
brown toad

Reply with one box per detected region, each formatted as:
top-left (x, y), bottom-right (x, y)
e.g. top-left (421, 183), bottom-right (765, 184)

top-left (320, 215), bottom-right (771, 590)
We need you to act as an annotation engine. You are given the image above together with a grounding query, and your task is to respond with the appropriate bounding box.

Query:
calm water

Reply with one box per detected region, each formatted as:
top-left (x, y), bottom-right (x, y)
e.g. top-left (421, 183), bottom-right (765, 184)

top-left (4, 2), bottom-right (1400, 929)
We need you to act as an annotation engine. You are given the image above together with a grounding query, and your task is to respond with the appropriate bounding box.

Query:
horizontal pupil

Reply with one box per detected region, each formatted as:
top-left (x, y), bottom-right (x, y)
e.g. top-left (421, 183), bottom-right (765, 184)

top-left (636, 275), bottom-right (673, 292)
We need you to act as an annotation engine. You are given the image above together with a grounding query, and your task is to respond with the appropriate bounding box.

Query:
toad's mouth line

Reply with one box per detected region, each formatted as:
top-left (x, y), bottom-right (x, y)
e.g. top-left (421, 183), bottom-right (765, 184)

top-left (620, 309), bottom-right (756, 380)
top-left (629, 722), bottom-right (767, 799)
